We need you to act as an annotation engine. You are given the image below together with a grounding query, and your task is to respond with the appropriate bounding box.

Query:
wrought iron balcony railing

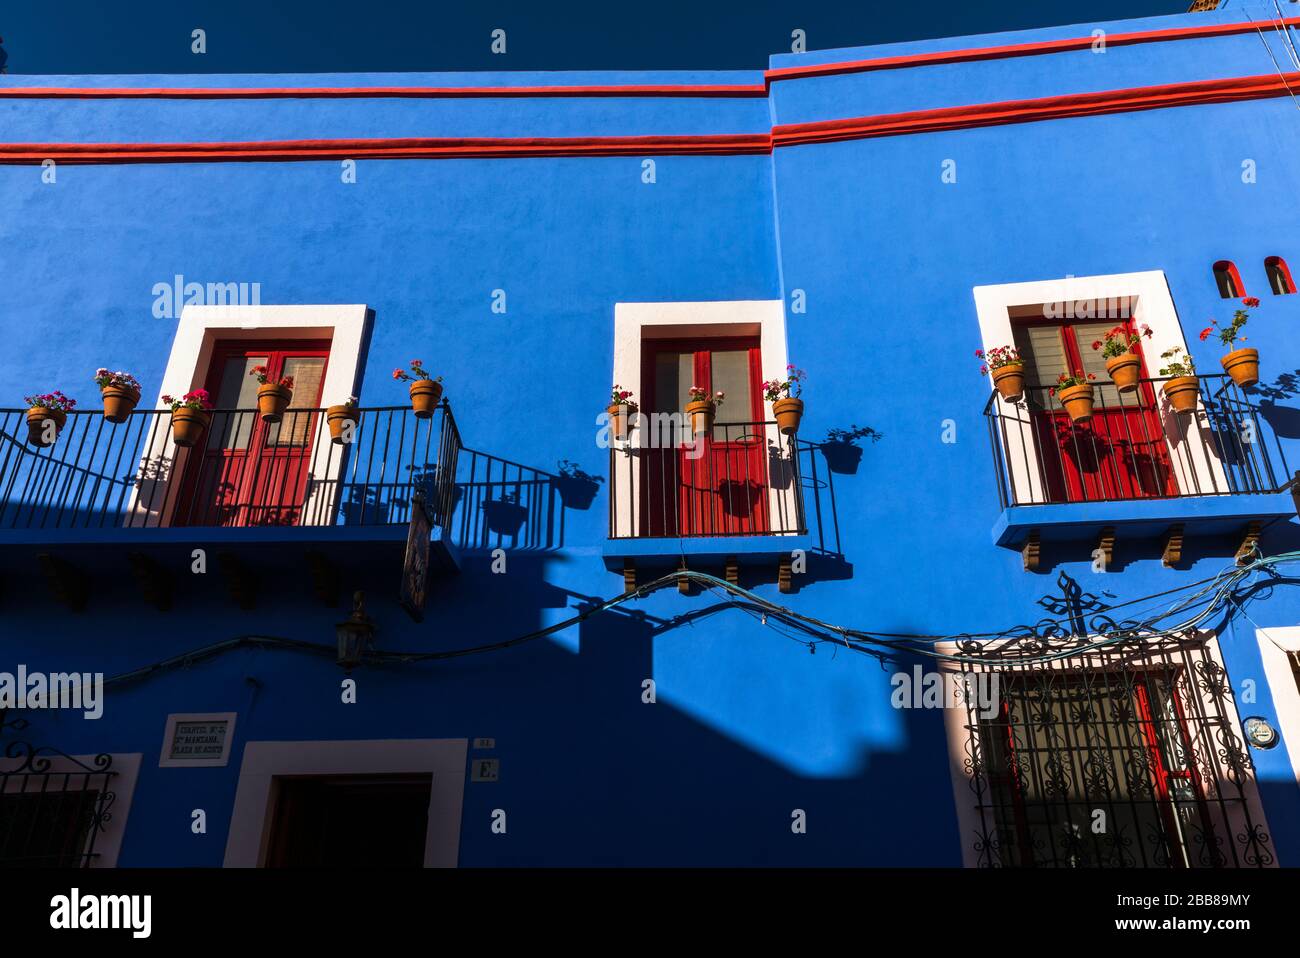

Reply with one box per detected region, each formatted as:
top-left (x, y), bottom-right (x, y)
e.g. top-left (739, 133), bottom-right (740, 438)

top-left (984, 373), bottom-right (1291, 508)
top-left (0, 404), bottom-right (461, 532)
top-left (608, 417), bottom-right (824, 541)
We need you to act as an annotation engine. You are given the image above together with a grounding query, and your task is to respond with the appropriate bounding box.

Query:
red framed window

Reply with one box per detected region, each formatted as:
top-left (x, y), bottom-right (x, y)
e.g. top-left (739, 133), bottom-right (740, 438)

top-left (1011, 313), bottom-right (1176, 503)
top-left (638, 336), bottom-right (767, 537)
top-left (979, 670), bottom-right (1216, 868)
top-left (1213, 260), bottom-right (1245, 299)
top-left (1265, 256), bottom-right (1295, 295)
top-left (172, 339), bottom-right (330, 526)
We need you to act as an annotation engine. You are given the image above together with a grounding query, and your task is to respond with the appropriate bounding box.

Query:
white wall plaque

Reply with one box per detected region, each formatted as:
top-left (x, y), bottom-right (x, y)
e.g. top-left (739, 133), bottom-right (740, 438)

top-left (159, 712), bottom-right (237, 768)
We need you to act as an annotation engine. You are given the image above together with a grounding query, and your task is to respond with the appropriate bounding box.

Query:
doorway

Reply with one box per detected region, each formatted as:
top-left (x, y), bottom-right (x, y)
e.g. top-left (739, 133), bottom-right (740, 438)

top-left (172, 339), bottom-right (329, 526)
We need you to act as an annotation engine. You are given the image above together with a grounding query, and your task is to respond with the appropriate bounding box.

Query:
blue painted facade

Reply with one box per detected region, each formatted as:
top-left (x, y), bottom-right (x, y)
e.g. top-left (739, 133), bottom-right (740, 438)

top-left (3, 5), bottom-right (1300, 866)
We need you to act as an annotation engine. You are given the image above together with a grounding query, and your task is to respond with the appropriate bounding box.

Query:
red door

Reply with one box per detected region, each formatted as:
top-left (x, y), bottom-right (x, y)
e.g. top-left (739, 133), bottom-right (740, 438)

top-left (1013, 317), bottom-right (1176, 503)
top-left (640, 338), bottom-right (767, 536)
top-left (172, 341), bottom-right (330, 526)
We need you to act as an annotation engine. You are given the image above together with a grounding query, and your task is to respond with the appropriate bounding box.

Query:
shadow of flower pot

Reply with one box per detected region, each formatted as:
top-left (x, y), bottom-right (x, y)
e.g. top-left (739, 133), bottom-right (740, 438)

top-left (715, 479), bottom-right (765, 519)
top-left (554, 475), bottom-right (600, 511)
top-left (820, 442), bottom-right (864, 475)
top-left (483, 498), bottom-right (528, 536)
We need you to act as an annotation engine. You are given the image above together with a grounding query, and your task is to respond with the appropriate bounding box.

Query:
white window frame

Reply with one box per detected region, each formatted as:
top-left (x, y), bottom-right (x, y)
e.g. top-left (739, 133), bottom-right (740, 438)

top-left (0, 751), bottom-right (141, 867)
top-left (938, 633), bottom-right (1274, 868)
top-left (1255, 626), bottom-right (1300, 787)
top-left (126, 304), bottom-right (370, 527)
top-left (609, 299), bottom-right (795, 538)
top-left (223, 738), bottom-right (468, 868)
top-left (972, 271), bottom-right (1228, 506)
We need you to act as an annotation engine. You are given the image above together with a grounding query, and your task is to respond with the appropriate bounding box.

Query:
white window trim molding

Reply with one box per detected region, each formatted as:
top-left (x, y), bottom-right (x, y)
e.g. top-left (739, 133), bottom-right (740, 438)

top-left (0, 751), bottom-right (141, 867)
top-left (609, 299), bottom-right (793, 538)
top-left (158, 711), bottom-right (237, 768)
top-left (126, 304), bottom-right (371, 527)
top-left (1255, 626), bottom-right (1300, 787)
top-left (972, 271), bottom-right (1227, 506)
top-left (223, 738), bottom-right (468, 868)
top-left (937, 633), bottom-right (1274, 868)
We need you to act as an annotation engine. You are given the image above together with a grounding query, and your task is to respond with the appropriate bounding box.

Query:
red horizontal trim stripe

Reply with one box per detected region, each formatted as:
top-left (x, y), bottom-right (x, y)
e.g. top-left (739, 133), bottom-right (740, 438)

top-left (771, 70), bottom-right (1300, 146)
top-left (3, 69), bottom-right (1296, 164)
top-left (0, 133), bottom-right (772, 164)
top-left (764, 16), bottom-right (1300, 83)
top-left (0, 83), bottom-right (769, 100)
top-left (1, 16), bottom-right (1295, 100)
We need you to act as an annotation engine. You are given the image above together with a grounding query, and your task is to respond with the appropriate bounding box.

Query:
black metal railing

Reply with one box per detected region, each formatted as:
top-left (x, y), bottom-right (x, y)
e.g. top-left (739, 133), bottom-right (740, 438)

top-left (0, 403), bottom-right (461, 531)
top-left (984, 373), bottom-right (1291, 508)
top-left (609, 417), bottom-right (817, 540)
top-left (0, 743), bottom-right (117, 868)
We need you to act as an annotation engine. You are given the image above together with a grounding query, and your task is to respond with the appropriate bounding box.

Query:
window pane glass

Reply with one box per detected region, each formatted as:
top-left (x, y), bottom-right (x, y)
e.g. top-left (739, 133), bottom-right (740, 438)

top-left (1011, 326), bottom-right (1067, 390)
top-left (1072, 323), bottom-right (1131, 408)
top-left (265, 357), bottom-right (326, 446)
top-left (710, 350), bottom-right (751, 425)
top-left (652, 351), bottom-right (694, 414)
top-left (209, 355), bottom-right (266, 450)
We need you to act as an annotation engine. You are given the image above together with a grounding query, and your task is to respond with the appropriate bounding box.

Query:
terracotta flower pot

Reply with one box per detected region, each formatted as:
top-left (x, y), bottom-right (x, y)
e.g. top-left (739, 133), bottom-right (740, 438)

top-left (1162, 376), bottom-right (1200, 415)
top-left (409, 379), bottom-right (444, 419)
top-left (608, 402), bottom-right (636, 440)
top-left (26, 407), bottom-right (66, 447)
top-left (100, 384), bottom-right (141, 424)
top-left (1220, 348), bottom-right (1260, 389)
top-left (685, 400), bottom-right (716, 435)
top-left (1057, 383), bottom-right (1095, 424)
top-left (772, 397), bottom-right (804, 435)
top-left (1105, 352), bottom-right (1142, 393)
top-left (991, 363), bottom-right (1026, 403)
top-left (170, 407), bottom-right (212, 448)
top-left (257, 383), bottom-right (293, 423)
top-left (327, 404), bottom-right (361, 444)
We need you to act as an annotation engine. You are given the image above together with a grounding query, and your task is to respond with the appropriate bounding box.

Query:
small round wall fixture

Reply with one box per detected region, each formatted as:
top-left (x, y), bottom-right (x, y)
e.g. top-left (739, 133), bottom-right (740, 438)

top-left (1243, 716), bottom-right (1278, 750)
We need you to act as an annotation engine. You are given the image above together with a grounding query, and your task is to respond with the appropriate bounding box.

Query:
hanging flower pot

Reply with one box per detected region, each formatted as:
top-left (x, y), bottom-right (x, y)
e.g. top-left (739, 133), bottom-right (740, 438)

top-left (257, 384), bottom-right (293, 423)
top-left (25, 405), bottom-right (69, 447)
top-left (608, 386), bottom-right (636, 440)
top-left (1162, 376), bottom-right (1200, 414)
top-left (977, 346), bottom-right (1025, 403)
top-left (1220, 348), bottom-right (1260, 389)
top-left (249, 364), bottom-right (295, 423)
top-left (327, 398), bottom-right (361, 444)
top-left (1091, 324), bottom-right (1151, 394)
top-left (763, 365), bottom-right (807, 435)
top-left (393, 361), bottom-right (444, 419)
top-left (162, 390), bottom-right (214, 448)
top-left (685, 386), bottom-right (723, 435)
top-left (772, 397), bottom-right (804, 435)
top-left (1203, 297), bottom-right (1261, 389)
top-left (1053, 372), bottom-right (1096, 424)
top-left (26, 408), bottom-right (67, 446)
top-left (1158, 346), bottom-right (1199, 414)
top-left (94, 369), bottom-right (142, 423)
top-left (1104, 353), bottom-right (1142, 393)
top-left (685, 400), bottom-right (714, 435)
top-left (23, 391), bottom-right (75, 447)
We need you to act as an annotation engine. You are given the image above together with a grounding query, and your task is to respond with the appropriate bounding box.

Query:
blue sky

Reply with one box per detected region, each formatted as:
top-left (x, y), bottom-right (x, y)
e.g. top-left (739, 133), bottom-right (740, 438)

top-left (0, 1), bottom-right (1191, 75)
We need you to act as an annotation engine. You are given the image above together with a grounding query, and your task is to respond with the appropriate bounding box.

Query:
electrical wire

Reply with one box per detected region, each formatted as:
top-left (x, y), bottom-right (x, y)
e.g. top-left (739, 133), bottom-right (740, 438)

top-left (97, 550), bottom-right (1300, 689)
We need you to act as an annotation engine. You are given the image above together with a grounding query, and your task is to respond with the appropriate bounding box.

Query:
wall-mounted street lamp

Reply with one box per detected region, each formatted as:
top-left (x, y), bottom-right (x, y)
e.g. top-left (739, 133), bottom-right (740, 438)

top-left (335, 591), bottom-right (376, 670)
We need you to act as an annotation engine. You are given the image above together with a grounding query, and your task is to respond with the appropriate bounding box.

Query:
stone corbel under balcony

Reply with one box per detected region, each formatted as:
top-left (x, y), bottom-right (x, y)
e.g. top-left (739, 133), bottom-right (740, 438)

top-left (604, 534), bottom-right (818, 595)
